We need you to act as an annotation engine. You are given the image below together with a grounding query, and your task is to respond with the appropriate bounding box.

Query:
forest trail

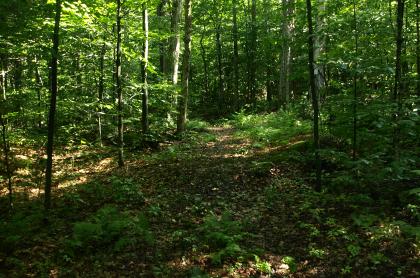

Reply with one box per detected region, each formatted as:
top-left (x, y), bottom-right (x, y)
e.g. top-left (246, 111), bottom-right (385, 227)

top-left (127, 126), bottom-right (273, 214)
top-left (117, 126), bottom-right (306, 276)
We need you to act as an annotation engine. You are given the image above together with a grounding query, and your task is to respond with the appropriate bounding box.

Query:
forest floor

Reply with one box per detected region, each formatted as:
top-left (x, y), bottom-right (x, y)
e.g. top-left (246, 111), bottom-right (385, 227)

top-left (0, 118), bottom-right (419, 277)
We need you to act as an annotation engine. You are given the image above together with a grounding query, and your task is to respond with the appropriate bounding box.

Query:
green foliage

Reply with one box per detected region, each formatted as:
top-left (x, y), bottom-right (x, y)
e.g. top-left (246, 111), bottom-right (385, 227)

top-left (254, 255), bottom-right (272, 274)
top-left (186, 119), bottom-right (210, 132)
top-left (231, 110), bottom-right (311, 147)
top-left (109, 177), bottom-right (145, 206)
top-left (281, 256), bottom-right (297, 273)
top-left (199, 212), bottom-right (251, 265)
top-left (67, 205), bottom-right (153, 254)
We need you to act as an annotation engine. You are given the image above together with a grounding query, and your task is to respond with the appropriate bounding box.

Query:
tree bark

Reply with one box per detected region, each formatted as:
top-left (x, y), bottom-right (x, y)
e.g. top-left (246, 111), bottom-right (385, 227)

top-left (141, 5), bottom-right (149, 134)
top-left (0, 115), bottom-right (12, 211)
top-left (98, 43), bottom-right (105, 146)
top-left (34, 56), bottom-right (43, 129)
top-left (352, 0), bottom-right (359, 161)
top-left (249, 0), bottom-right (257, 108)
top-left (45, 0), bottom-right (62, 210)
top-left (306, 0), bottom-right (321, 191)
top-left (176, 0), bottom-right (192, 133)
top-left (170, 0), bottom-right (183, 86)
top-left (417, 0), bottom-right (420, 96)
top-left (279, 0), bottom-right (294, 107)
top-left (314, 0), bottom-right (326, 93)
top-left (200, 31), bottom-right (209, 101)
top-left (116, 0), bottom-right (124, 167)
top-left (215, 21), bottom-right (224, 113)
top-left (232, 0), bottom-right (240, 109)
top-left (157, 0), bottom-right (169, 74)
top-left (393, 0), bottom-right (405, 155)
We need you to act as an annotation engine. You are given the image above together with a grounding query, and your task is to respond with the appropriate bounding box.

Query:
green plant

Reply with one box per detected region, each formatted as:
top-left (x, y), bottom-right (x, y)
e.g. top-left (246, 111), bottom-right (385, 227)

top-left (281, 256), bottom-right (297, 273)
top-left (67, 205), bottom-right (153, 254)
top-left (199, 212), bottom-right (251, 265)
top-left (254, 256), bottom-right (272, 274)
top-left (308, 246), bottom-right (326, 259)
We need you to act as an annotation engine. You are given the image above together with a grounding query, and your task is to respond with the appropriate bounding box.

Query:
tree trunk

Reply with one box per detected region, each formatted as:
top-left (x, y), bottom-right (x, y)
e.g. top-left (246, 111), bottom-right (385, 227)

top-left (45, 0), bottom-right (62, 211)
top-left (141, 5), bottom-right (149, 134)
top-left (0, 55), bottom-right (6, 100)
top-left (393, 0), bottom-right (405, 155)
top-left (215, 22), bottom-right (224, 113)
top-left (279, 0), bottom-right (293, 107)
top-left (314, 0), bottom-right (326, 93)
top-left (250, 0), bottom-right (257, 108)
top-left (116, 0), bottom-right (124, 167)
top-left (157, 0), bottom-right (169, 74)
top-left (306, 0), bottom-right (321, 191)
top-left (417, 0), bottom-right (420, 96)
top-left (176, 0), bottom-right (192, 133)
top-left (170, 0), bottom-right (182, 86)
top-left (98, 43), bottom-right (105, 146)
top-left (200, 31), bottom-right (209, 101)
top-left (232, 0), bottom-right (240, 109)
top-left (34, 56), bottom-right (43, 129)
top-left (352, 0), bottom-right (359, 161)
top-left (0, 115), bottom-right (12, 211)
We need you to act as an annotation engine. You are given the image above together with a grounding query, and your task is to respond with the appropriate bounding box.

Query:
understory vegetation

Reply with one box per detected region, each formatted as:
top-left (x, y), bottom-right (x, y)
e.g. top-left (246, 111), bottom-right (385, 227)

top-left (1, 110), bottom-right (419, 277)
top-left (1, 0), bottom-right (420, 276)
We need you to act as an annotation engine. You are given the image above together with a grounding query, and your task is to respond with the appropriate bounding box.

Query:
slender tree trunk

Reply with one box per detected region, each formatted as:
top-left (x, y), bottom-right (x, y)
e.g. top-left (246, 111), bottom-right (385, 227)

top-left (200, 31), bottom-right (209, 100)
top-left (34, 57), bottom-right (43, 129)
top-left (176, 0), bottom-right (192, 133)
top-left (0, 55), bottom-right (6, 100)
top-left (169, 0), bottom-right (182, 121)
top-left (263, 0), bottom-right (272, 104)
top-left (116, 0), bottom-right (124, 167)
top-left (417, 0), bottom-right (420, 96)
top-left (157, 0), bottom-right (169, 74)
top-left (98, 43), bottom-right (105, 146)
top-left (170, 0), bottom-right (182, 86)
top-left (141, 5), bottom-right (149, 134)
top-left (232, 0), bottom-right (240, 108)
top-left (45, 0), bottom-right (62, 211)
top-left (279, 0), bottom-right (293, 107)
top-left (314, 0), bottom-right (326, 93)
top-left (250, 0), bottom-right (257, 108)
top-left (393, 0), bottom-right (405, 155)
top-left (215, 22), bottom-right (224, 113)
top-left (306, 0), bottom-right (321, 191)
top-left (0, 115), bottom-right (12, 211)
top-left (352, 0), bottom-right (359, 161)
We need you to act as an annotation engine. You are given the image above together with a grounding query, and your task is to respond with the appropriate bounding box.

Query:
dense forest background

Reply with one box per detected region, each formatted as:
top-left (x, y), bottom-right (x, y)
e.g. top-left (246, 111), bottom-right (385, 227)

top-left (0, 0), bottom-right (419, 276)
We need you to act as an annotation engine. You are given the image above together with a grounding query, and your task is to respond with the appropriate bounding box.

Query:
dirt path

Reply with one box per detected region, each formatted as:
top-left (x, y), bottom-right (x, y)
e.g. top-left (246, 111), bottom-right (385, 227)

top-left (120, 126), bottom-right (296, 276)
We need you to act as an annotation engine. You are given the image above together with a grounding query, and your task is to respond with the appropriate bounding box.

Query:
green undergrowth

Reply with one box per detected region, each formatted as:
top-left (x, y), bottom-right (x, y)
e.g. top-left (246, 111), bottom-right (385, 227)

top-left (263, 177), bottom-right (420, 276)
top-left (230, 109), bottom-right (311, 147)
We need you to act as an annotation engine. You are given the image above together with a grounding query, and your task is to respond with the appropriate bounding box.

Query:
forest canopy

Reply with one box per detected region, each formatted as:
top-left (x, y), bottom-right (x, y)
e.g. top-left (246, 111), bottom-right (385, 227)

top-left (0, 0), bottom-right (419, 276)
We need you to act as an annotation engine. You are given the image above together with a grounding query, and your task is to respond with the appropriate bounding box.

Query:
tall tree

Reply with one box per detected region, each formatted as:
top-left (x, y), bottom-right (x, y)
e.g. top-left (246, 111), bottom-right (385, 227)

top-left (416, 0), bottom-right (420, 96)
top-left (116, 0), bottom-right (124, 167)
top-left (279, 0), bottom-right (294, 107)
top-left (232, 0), bottom-right (240, 109)
top-left (170, 0), bottom-right (183, 92)
top-left (98, 43), bottom-right (106, 147)
top-left (157, 0), bottom-right (169, 74)
top-left (352, 0), bottom-right (359, 161)
top-left (314, 0), bottom-right (326, 93)
top-left (0, 84), bottom-right (12, 210)
top-left (306, 0), bottom-right (321, 191)
top-left (393, 0), bottom-right (405, 156)
top-left (45, 0), bottom-right (62, 210)
top-left (213, 0), bottom-right (224, 113)
top-left (141, 4), bottom-right (149, 134)
top-left (249, 0), bottom-right (257, 107)
top-left (177, 0), bottom-right (192, 133)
